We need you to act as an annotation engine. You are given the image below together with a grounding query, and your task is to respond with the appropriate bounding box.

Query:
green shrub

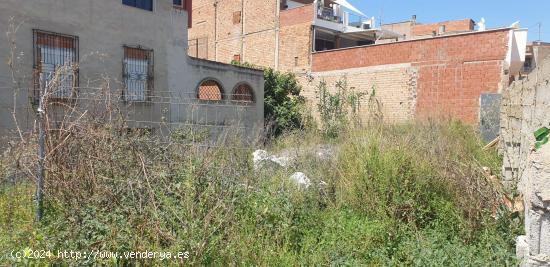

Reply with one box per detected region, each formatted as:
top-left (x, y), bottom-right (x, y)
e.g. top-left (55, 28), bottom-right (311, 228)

top-left (231, 61), bottom-right (307, 137)
top-left (316, 78), bottom-right (366, 138)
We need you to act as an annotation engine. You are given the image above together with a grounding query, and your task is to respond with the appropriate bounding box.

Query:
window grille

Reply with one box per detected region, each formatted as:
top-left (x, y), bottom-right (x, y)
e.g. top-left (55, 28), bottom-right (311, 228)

top-left (198, 80), bottom-right (223, 101)
top-left (123, 46), bottom-right (154, 102)
top-left (232, 84), bottom-right (254, 103)
top-left (33, 30), bottom-right (79, 103)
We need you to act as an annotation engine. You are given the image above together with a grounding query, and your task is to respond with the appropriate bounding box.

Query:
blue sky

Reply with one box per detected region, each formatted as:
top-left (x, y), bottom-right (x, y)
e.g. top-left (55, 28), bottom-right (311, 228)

top-left (348, 0), bottom-right (550, 41)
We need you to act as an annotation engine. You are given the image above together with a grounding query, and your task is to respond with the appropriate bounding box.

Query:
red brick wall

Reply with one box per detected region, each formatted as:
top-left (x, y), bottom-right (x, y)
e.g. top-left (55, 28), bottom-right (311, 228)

top-left (280, 4), bottom-right (313, 27)
top-left (279, 4), bottom-right (314, 71)
top-left (312, 29), bottom-right (511, 123)
top-left (413, 19), bottom-right (475, 36)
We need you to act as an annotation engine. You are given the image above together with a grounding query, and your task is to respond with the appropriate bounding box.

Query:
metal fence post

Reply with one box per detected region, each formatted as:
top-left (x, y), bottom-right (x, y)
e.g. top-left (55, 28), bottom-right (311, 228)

top-left (36, 74), bottom-right (46, 222)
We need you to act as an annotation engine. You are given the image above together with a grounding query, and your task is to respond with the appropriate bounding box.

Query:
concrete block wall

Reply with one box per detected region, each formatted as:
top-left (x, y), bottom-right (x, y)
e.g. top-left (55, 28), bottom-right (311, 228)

top-left (299, 63), bottom-right (418, 123)
top-left (502, 61), bottom-right (550, 266)
top-left (311, 29), bottom-right (511, 123)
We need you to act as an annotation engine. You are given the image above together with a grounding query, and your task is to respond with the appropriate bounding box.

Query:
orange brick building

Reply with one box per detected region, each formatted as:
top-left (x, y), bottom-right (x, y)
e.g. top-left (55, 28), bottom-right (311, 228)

top-left (188, 0), bottom-right (388, 72)
top-left (188, 0), bottom-right (528, 124)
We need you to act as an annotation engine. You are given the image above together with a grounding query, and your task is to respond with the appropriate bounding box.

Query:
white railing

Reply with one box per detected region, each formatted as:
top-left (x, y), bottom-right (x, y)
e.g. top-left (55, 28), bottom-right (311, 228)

top-left (314, 2), bottom-right (370, 31)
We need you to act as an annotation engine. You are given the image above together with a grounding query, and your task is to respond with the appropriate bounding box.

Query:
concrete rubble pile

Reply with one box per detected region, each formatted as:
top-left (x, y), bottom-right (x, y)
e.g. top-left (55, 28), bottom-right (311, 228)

top-left (252, 145), bottom-right (337, 189)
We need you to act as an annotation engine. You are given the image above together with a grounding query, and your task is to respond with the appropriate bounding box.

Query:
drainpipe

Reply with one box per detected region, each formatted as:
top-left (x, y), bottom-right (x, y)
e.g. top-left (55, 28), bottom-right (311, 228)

top-left (312, 26), bottom-right (316, 52)
top-left (241, 0), bottom-right (245, 61)
top-left (214, 1), bottom-right (218, 61)
top-left (309, 25), bottom-right (315, 71)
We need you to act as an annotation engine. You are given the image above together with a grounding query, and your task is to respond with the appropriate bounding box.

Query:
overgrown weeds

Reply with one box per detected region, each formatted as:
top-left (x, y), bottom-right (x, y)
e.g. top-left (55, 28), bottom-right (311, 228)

top-left (0, 69), bottom-right (520, 266)
top-left (0, 116), bottom-right (520, 265)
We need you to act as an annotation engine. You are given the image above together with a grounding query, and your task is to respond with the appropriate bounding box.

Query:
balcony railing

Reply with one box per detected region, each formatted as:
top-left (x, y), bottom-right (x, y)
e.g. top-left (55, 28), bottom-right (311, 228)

top-left (317, 6), bottom-right (342, 23)
top-left (315, 4), bottom-right (370, 31)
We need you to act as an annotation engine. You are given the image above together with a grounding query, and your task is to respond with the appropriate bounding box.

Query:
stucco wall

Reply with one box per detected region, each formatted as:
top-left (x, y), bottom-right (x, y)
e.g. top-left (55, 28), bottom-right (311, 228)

top-left (0, 0), bottom-right (264, 142)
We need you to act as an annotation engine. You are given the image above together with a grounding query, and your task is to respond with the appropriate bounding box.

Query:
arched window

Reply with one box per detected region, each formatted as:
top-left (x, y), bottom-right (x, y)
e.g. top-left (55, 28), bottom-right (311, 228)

top-left (197, 79), bottom-right (223, 101)
top-left (232, 83), bottom-right (254, 103)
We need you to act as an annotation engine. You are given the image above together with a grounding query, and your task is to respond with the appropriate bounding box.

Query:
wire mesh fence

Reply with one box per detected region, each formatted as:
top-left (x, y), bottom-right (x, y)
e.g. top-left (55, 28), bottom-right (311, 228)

top-left (5, 85), bottom-right (263, 146)
top-left (0, 82), bottom-right (265, 212)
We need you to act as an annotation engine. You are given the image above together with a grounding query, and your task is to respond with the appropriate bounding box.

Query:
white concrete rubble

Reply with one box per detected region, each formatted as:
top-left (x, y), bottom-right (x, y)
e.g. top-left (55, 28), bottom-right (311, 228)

top-left (290, 172), bottom-right (311, 188)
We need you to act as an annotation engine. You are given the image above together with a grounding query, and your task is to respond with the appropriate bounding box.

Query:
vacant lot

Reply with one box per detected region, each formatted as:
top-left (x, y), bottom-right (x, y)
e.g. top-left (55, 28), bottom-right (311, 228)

top-left (0, 121), bottom-right (521, 266)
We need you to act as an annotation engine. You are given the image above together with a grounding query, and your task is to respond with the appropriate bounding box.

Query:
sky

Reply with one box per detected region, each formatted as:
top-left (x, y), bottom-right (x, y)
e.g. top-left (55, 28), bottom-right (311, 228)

top-left (347, 0), bottom-right (550, 41)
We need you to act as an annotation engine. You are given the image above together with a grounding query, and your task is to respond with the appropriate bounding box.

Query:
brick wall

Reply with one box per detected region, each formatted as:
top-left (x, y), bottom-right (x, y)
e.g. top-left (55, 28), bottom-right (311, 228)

top-left (278, 4), bottom-right (313, 72)
top-left (279, 4), bottom-right (313, 27)
top-left (241, 0), bottom-right (278, 67)
top-left (311, 29), bottom-right (511, 123)
top-left (244, 30), bottom-right (277, 68)
top-left (189, 0), bottom-right (217, 60)
top-left (215, 0), bottom-right (243, 62)
top-left (243, 0), bottom-right (278, 34)
top-left (299, 64), bottom-right (418, 123)
top-left (188, 0), bottom-right (280, 66)
top-left (189, 0), bottom-right (316, 70)
top-left (413, 19), bottom-right (475, 36)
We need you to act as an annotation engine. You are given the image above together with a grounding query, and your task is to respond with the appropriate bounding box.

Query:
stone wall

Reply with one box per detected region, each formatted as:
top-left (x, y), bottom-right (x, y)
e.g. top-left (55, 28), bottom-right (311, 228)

top-left (501, 61), bottom-right (550, 266)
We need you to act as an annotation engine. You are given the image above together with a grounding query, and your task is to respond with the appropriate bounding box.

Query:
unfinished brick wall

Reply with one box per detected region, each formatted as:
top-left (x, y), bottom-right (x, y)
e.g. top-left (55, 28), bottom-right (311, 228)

top-left (279, 4), bottom-right (314, 72)
top-left (299, 64), bottom-right (418, 123)
top-left (243, 30), bottom-right (277, 68)
top-left (215, 0), bottom-right (244, 62)
top-left (241, 0), bottom-right (278, 68)
top-left (413, 19), bottom-right (475, 36)
top-left (189, 0), bottom-right (217, 60)
top-left (311, 29), bottom-right (511, 123)
top-left (189, 0), bottom-right (317, 70)
top-left (188, 0), bottom-right (280, 67)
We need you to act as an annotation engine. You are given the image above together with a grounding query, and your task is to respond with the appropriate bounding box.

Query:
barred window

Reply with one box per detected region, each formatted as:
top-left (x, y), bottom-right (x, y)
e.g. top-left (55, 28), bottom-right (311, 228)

top-left (198, 79), bottom-right (223, 101)
top-left (232, 83), bottom-right (254, 103)
top-left (123, 46), bottom-right (154, 101)
top-left (33, 30), bottom-right (79, 101)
